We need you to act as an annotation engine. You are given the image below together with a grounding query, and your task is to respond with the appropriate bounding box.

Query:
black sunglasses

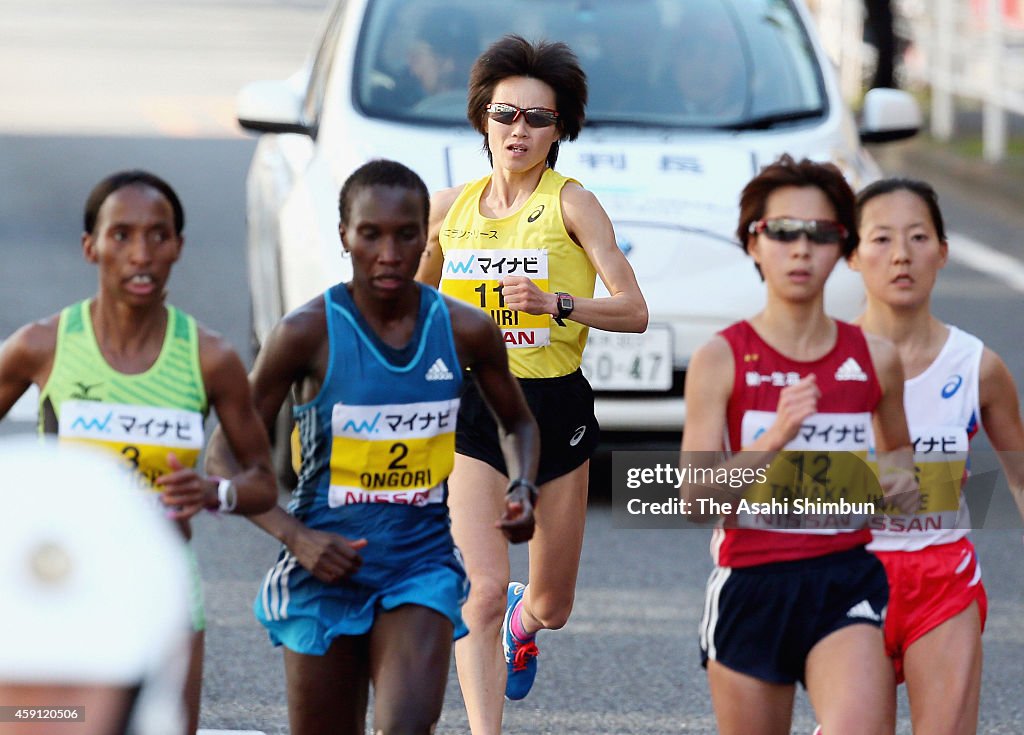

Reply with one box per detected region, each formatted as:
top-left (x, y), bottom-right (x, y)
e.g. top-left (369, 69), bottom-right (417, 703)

top-left (485, 102), bottom-right (560, 128)
top-left (748, 217), bottom-right (848, 245)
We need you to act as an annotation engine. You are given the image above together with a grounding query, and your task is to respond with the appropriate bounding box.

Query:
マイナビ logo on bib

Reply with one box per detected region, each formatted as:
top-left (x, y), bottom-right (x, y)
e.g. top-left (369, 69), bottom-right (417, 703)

top-left (425, 358), bottom-right (455, 381)
top-left (834, 357), bottom-right (868, 382)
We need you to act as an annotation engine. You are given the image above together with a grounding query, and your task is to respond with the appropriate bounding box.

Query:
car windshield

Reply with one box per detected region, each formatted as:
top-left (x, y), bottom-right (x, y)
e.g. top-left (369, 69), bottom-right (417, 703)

top-left (354, 0), bottom-right (826, 128)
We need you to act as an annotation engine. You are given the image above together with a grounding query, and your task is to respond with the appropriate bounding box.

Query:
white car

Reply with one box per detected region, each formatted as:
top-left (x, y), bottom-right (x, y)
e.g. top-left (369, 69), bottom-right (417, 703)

top-left (238, 0), bottom-right (920, 443)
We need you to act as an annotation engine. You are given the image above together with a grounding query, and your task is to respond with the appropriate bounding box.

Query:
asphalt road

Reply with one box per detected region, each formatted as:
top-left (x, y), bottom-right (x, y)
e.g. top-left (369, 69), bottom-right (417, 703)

top-left (1, 2), bottom-right (1023, 733)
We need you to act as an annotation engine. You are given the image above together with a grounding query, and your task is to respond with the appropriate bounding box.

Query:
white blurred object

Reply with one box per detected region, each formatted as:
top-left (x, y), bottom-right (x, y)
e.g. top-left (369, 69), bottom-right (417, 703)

top-left (860, 87), bottom-right (924, 141)
top-left (0, 436), bottom-right (192, 734)
top-left (7, 385), bottom-right (38, 422)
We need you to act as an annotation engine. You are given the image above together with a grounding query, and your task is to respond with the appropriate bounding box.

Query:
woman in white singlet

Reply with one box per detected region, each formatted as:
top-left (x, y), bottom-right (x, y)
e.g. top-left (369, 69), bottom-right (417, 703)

top-left (850, 177), bottom-right (1024, 735)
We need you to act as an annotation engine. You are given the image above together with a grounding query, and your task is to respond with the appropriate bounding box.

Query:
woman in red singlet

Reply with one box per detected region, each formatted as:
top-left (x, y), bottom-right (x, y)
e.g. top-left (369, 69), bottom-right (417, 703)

top-left (681, 155), bottom-right (918, 735)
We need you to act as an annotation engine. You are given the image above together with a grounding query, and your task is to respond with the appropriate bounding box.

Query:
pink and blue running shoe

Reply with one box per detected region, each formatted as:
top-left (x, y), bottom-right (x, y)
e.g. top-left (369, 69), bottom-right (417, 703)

top-left (502, 581), bottom-right (539, 700)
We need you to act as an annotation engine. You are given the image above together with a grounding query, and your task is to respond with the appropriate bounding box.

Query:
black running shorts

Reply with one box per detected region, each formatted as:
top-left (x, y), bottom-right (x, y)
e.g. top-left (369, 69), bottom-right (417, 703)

top-left (699, 545), bottom-right (889, 685)
top-left (455, 368), bottom-right (599, 485)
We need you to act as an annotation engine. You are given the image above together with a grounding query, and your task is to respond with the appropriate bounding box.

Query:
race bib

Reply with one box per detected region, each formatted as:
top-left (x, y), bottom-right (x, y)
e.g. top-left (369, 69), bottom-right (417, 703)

top-left (328, 398), bottom-right (459, 507)
top-left (58, 400), bottom-right (205, 490)
top-left (442, 248), bottom-right (551, 348)
top-left (869, 425), bottom-right (968, 532)
top-left (739, 410), bottom-right (875, 531)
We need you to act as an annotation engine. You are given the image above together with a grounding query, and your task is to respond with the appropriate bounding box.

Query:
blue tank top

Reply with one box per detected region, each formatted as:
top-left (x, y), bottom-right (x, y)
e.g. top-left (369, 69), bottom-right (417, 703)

top-left (289, 284), bottom-right (463, 520)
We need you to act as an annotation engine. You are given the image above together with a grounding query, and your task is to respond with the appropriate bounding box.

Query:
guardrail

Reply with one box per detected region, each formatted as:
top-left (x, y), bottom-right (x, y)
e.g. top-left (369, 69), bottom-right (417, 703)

top-left (809, 0), bottom-right (1024, 162)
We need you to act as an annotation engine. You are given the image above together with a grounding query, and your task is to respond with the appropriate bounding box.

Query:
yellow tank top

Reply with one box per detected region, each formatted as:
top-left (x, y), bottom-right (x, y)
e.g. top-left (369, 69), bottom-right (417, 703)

top-left (439, 168), bottom-right (596, 379)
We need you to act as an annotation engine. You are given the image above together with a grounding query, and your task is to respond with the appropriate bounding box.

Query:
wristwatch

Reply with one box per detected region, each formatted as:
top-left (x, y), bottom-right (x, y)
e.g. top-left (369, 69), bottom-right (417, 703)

top-left (208, 476), bottom-right (238, 514)
top-left (506, 477), bottom-right (539, 505)
top-left (554, 292), bottom-right (574, 326)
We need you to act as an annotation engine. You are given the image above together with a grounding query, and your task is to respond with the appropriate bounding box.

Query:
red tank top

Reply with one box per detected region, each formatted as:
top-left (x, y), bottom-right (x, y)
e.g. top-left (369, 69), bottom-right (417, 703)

top-left (713, 320), bottom-right (880, 567)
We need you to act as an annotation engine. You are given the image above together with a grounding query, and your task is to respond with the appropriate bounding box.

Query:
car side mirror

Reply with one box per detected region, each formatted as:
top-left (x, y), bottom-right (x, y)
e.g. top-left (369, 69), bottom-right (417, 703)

top-left (859, 88), bottom-right (922, 144)
top-left (237, 79), bottom-right (311, 136)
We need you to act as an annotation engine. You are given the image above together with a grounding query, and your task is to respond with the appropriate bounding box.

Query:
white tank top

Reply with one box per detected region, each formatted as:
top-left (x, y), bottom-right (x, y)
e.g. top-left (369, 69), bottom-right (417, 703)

top-left (868, 326), bottom-right (983, 552)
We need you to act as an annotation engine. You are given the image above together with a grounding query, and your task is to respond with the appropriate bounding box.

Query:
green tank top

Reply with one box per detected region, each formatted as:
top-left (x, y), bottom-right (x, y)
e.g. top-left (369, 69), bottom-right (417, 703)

top-left (39, 300), bottom-right (208, 490)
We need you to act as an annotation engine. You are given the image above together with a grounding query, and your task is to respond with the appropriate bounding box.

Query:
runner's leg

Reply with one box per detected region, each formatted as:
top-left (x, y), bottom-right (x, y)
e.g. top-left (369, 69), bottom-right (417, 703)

top-left (284, 636), bottom-right (370, 735)
top-left (183, 630), bottom-right (203, 735)
top-left (805, 624), bottom-right (895, 735)
top-left (707, 660), bottom-right (795, 735)
top-left (903, 602), bottom-right (982, 735)
top-left (370, 604), bottom-right (454, 734)
top-left (448, 455), bottom-right (510, 735)
top-left (518, 461), bottom-right (589, 634)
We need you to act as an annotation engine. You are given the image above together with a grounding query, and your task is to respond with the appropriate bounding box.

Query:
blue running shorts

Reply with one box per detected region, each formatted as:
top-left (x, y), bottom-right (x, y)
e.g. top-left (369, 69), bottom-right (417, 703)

top-left (254, 502), bottom-right (469, 655)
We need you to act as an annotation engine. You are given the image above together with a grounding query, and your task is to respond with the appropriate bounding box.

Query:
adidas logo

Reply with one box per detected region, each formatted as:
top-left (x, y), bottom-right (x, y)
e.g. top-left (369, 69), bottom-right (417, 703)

top-left (845, 599), bottom-right (881, 622)
top-left (425, 358), bottom-right (454, 381)
top-left (834, 357), bottom-right (868, 382)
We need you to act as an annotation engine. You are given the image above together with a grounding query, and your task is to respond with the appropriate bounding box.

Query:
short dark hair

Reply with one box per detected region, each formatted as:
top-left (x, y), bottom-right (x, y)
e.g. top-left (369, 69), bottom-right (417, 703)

top-left (854, 177), bottom-right (947, 245)
top-left (737, 154), bottom-right (857, 258)
top-left (83, 170), bottom-right (184, 235)
top-left (466, 35), bottom-right (587, 169)
top-left (338, 159), bottom-right (430, 227)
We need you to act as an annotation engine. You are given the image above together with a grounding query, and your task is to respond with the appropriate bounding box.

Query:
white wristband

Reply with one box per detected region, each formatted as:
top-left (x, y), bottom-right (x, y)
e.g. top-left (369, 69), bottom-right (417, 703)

top-left (217, 477), bottom-right (238, 513)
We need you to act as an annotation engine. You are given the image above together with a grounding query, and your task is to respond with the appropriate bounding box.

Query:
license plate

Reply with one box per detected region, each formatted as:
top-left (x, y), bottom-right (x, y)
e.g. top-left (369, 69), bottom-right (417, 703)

top-left (581, 325), bottom-right (673, 391)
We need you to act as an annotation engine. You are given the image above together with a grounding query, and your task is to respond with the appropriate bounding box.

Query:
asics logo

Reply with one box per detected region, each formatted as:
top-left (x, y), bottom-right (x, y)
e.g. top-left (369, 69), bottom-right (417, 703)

top-left (527, 205), bottom-right (544, 223)
top-left (941, 375), bottom-right (963, 398)
top-left (569, 425), bottom-right (587, 447)
top-left (425, 358), bottom-right (455, 381)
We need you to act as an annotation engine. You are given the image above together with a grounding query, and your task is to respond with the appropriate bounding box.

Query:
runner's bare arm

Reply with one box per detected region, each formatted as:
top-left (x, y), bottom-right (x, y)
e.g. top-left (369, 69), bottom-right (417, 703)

top-left (866, 332), bottom-right (918, 514)
top-left (415, 185), bottom-right (464, 288)
top-left (978, 347), bottom-right (1024, 524)
top-left (679, 337), bottom-right (748, 514)
top-left (680, 337), bottom-right (832, 514)
top-left (207, 299), bottom-right (368, 575)
top-left (502, 182), bottom-right (647, 333)
top-left (680, 337), bottom-right (733, 454)
top-left (449, 296), bottom-right (540, 543)
top-left (205, 299), bottom-right (364, 566)
top-left (0, 317), bottom-right (58, 419)
top-left (159, 329), bottom-right (276, 516)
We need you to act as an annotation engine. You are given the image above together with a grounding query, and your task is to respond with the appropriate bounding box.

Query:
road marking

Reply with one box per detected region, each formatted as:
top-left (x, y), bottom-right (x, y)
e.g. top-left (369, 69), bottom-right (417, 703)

top-left (947, 231), bottom-right (1024, 294)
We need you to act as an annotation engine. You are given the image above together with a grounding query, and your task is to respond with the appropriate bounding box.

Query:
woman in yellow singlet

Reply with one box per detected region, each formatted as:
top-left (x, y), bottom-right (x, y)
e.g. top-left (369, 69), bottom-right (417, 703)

top-left (0, 170), bottom-right (277, 735)
top-left (416, 34), bottom-right (648, 734)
